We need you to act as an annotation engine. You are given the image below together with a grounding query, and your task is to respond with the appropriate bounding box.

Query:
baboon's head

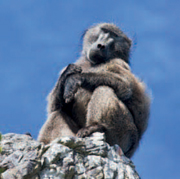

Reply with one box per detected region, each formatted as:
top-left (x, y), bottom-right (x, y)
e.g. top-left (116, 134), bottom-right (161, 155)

top-left (82, 23), bottom-right (132, 64)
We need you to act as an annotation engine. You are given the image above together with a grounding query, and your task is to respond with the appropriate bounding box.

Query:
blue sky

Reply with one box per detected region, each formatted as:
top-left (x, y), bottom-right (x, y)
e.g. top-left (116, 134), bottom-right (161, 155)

top-left (0, 1), bottom-right (180, 178)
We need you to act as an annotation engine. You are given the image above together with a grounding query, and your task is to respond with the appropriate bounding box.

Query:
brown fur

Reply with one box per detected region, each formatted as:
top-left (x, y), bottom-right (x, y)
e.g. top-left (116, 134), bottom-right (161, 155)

top-left (38, 23), bottom-right (150, 158)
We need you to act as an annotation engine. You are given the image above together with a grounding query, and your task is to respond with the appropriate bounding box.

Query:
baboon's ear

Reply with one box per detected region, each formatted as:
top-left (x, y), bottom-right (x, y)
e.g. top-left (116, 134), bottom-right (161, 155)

top-left (127, 37), bottom-right (132, 48)
top-left (81, 29), bottom-right (88, 40)
top-left (121, 33), bottom-right (132, 48)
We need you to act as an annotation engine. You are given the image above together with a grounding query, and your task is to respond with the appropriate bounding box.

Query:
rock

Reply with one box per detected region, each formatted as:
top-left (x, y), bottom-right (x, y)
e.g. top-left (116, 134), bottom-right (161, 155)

top-left (0, 132), bottom-right (140, 179)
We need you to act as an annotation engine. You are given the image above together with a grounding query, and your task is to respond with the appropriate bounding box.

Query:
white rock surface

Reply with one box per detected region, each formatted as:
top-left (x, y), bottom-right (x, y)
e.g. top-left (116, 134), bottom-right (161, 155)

top-left (0, 132), bottom-right (140, 179)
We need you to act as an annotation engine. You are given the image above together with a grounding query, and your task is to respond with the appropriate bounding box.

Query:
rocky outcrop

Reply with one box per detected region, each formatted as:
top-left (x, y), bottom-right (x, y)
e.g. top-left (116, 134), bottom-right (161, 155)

top-left (0, 132), bottom-right (140, 179)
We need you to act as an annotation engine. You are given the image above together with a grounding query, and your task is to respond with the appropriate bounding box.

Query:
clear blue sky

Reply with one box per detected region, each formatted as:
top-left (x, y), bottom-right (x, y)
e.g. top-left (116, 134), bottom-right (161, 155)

top-left (0, 1), bottom-right (179, 178)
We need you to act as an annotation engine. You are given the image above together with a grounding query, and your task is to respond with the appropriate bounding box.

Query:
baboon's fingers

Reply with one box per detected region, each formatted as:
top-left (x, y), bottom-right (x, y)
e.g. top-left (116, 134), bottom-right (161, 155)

top-left (76, 124), bottom-right (106, 138)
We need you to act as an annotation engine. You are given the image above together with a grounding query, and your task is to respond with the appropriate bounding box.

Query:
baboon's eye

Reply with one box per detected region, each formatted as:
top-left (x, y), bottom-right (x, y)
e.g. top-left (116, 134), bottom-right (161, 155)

top-left (101, 28), bottom-right (118, 38)
top-left (89, 35), bottom-right (99, 43)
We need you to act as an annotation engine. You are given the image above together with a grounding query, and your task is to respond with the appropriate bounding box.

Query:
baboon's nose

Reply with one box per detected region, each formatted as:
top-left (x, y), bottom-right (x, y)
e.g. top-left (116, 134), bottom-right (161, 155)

top-left (97, 43), bottom-right (105, 50)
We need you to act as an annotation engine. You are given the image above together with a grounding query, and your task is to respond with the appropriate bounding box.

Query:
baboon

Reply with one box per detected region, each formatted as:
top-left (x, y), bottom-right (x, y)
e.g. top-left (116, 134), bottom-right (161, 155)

top-left (38, 23), bottom-right (150, 158)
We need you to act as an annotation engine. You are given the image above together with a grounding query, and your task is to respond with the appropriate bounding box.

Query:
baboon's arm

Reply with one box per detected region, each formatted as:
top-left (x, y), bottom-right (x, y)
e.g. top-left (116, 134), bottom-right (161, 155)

top-left (48, 64), bottom-right (82, 112)
top-left (64, 71), bottom-right (134, 103)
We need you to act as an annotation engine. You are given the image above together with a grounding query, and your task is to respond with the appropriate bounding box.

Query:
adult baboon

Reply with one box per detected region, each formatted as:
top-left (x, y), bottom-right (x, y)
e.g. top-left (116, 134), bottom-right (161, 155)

top-left (38, 23), bottom-right (150, 158)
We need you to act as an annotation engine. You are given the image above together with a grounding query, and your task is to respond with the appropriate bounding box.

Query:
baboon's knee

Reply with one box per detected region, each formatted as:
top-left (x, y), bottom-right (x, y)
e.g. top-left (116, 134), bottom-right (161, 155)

top-left (87, 86), bottom-right (120, 124)
top-left (92, 86), bottom-right (115, 97)
top-left (95, 86), bottom-right (119, 108)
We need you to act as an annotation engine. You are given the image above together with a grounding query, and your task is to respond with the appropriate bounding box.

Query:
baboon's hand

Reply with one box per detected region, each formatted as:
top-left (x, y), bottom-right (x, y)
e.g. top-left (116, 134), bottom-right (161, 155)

top-left (62, 64), bottom-right (82, 79)
top-left (58, 64), bottom-right (82, 103)
top-left (63, 74), bottom-right (82, 103)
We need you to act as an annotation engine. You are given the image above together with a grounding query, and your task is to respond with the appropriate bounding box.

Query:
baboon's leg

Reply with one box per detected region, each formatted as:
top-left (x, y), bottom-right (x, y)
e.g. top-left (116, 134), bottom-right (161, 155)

top-left (77, 86), bottom-right (138, 157)
top-left (38, 111), bottom-right (79, 144)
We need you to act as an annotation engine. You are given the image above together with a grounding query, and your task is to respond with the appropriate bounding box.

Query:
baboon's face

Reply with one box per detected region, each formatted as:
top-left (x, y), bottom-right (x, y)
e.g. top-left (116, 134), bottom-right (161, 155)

top-left (83, 23), bottom-right (131, 64)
